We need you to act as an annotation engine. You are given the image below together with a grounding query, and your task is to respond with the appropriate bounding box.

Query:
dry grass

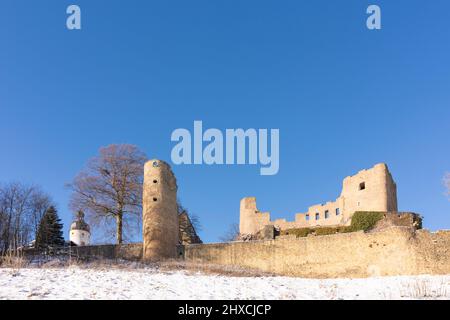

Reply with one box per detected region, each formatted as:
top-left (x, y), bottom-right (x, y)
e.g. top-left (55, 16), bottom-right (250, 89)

top-left (0, 256), bottom-right (28, 269)
top-left (153, 260), bottom-right (276, 277)
top-left (1, 254), bottom-right (271, 277)
top-left (66, 258), bottom-right (147, 270)
top-left (400, 278), bottom-right (449, 299)
top-left (0, 250), bottom-right (29, 276)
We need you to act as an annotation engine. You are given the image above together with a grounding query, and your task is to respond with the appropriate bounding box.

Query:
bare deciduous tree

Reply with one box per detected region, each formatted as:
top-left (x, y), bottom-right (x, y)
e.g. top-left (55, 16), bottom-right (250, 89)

top-left (177, 201), bottom-right (202, 244)
top-left (177, 200), bottom-right (202, 232)
top-left (219, 223), bottom-right (240, 242)
top-left (0, 182), bottom-right (53, 253)
top-left (68, 144), bottom-right (147, 244)
top-left (29, 190), bottom-right (54, 239)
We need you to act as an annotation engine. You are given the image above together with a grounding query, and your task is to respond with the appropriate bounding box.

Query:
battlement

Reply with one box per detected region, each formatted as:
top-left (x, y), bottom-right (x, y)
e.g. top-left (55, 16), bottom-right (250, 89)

top-left (240, 163), bottom-right (399, 235)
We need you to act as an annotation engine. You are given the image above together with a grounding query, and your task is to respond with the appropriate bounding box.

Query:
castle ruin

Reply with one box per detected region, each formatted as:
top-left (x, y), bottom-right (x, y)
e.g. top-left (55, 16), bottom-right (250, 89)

top-left (142, 159), bottom-right (179, 261)
top-left (240, 163), bottom-right (398, 235)
top-left (50, 160), bottom-right (450, 278)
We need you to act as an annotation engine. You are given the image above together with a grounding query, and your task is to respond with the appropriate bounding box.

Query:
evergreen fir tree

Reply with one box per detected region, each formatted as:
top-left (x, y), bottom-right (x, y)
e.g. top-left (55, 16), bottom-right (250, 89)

top-left (35, 206), bottom-right (65, 248)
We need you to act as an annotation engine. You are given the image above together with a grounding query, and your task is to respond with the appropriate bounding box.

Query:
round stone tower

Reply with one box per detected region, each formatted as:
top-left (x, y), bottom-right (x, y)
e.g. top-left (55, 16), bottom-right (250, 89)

top-left (143, 159), bottom-right (179, 261)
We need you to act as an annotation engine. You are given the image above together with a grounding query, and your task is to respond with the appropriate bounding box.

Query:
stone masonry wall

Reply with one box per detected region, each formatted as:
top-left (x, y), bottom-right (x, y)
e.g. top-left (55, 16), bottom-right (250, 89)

top-left (20, 226), bottom-right (450, 279)
top-left (184, 226), bottom-right (450, 278)
top-left (72, 243), bottom-right (143, 261)
top-left (23, 244), bottom-right (143, 261)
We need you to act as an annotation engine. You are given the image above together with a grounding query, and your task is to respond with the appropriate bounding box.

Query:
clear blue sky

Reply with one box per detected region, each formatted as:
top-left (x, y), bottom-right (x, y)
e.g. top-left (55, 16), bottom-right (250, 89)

top-left (1, 0), bottom-right (449, 243)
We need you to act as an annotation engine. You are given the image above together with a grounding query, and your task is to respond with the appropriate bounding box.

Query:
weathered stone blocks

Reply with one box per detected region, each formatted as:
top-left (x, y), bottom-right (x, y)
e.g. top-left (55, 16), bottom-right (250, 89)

top-left (143, 160), bottom-right (179, 261)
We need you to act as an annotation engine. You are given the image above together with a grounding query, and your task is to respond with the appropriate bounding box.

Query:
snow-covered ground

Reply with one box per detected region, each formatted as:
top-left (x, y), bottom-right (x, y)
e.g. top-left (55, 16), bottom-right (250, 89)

top-left (0, 268), bottom-right (449, 300)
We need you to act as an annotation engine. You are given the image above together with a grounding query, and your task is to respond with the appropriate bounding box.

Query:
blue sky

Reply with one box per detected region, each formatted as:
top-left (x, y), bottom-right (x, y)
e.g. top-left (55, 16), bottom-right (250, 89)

top-left (0, 0), bottom-right (449, 243)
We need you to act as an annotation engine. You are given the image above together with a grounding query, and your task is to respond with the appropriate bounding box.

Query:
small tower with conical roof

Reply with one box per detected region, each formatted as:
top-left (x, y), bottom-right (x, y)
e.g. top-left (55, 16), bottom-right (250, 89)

top-left (70, 211), bottom-right (91, 246)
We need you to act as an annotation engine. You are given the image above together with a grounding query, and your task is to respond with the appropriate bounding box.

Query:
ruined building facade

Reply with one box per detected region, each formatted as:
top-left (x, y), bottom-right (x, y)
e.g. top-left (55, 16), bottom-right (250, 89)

top-left (240, 163), bottom-right (398, 235)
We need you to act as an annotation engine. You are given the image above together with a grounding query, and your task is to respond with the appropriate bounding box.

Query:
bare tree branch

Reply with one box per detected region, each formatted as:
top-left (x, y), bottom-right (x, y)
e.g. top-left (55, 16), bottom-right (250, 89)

top-left (0, 182), bottom-right (54, 253)
top-left (177, 200), bottom-right (202, 244)
top-left (67, 144), bottom-right (147, 244)
top-left (219, 223), bottom-right (240, 242)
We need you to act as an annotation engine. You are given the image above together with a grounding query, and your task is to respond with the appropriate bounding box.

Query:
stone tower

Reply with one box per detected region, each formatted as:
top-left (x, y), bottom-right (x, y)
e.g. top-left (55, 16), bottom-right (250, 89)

top-left (240, 197), bottom-right (270, 235)
top-left (143, 159), bottom-right (179, 261)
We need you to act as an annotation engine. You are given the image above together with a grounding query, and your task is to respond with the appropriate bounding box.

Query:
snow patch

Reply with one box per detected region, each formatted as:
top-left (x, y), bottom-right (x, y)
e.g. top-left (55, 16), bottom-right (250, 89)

top-left (0, 268), bottom-right (449, 300)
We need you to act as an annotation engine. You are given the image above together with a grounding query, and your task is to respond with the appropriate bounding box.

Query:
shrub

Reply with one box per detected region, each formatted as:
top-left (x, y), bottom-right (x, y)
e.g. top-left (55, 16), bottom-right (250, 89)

top-left (414, 215), bottom-right (423, 230)
top-left (281, 228), bottom-right (312, 238)
top-left (314, 227), bottom-right (339, 236)
top-left (337, 226), bottom-right (354, 233)
top-left (349, 211), bottom-right (385, 232)
top-left (280, 212), bottom-right (385, 238)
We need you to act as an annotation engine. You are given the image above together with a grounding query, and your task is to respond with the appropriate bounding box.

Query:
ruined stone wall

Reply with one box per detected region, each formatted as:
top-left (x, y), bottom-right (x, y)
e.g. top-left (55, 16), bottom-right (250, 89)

top-left (413, 230), bottom-right (450, 275)
top-left (22, 244), bottom-right (143, 261)
top-left (240, 163), bottom-right (399, 235)
top-left (72, 243), bottom-right (143, 261)
top-left (20, 228), bottom-right (449, 280)
top-left (143, 160), bottom-right (179, 261)
top-left (372, 212), bottom-right (422, 231)
top-left (340, 163), bottom-right (398, 215)
top-left (239, 197), bottom-right (270, 235)
top-left (184, 227), bottom-right (450, 278)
